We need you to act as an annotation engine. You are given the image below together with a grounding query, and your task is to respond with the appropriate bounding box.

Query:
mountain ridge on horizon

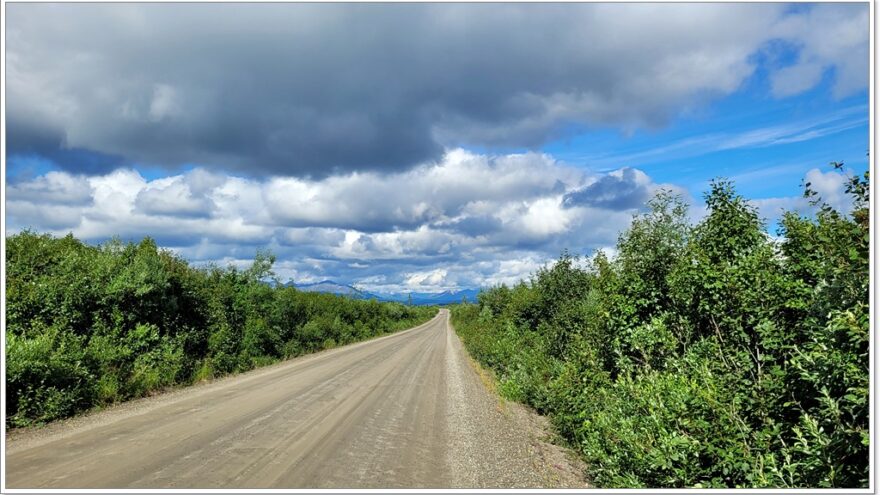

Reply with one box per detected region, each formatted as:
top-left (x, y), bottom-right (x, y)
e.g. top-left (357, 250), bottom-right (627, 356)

top-left (287, 279), bottom-right (481, 305)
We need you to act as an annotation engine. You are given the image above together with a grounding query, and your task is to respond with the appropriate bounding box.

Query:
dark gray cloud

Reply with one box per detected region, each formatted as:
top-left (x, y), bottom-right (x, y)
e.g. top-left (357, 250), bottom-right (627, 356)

top-left (7, 3), bottom-right (865, 177)
top-left (436, 215), bottom-right (504, 237)
top-left (7, 119), bottom-right (126, 175)
top-left (563, 167), bottom-right (652, 210)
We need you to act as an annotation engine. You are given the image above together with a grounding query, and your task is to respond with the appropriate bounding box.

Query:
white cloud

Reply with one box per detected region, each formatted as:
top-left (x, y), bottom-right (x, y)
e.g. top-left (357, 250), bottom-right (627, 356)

top-left (263, 149), bottom-right (580, 232)
top-left (804, 167), bottom-right (852, 213)
top-left (135, 175), bottom-right (215, 218)
top-left (770, 4), bottom-right (868, 98)
top-left (405, 269), bottom-right (449, 289)
top-left (7, 152), bottom-right (856, 292)
top-left (6, 149), bottom-right (682, 291)
top-left (510, 196), bottom-right (573, 239)
top-left (770, 62), bottom-right (826, 98)
top-left (6, 171), bottom-right (94, 205)
top-left (748, 167), bottom-right (857, 228)
top-left (482, 257), bottom-right (547, 287)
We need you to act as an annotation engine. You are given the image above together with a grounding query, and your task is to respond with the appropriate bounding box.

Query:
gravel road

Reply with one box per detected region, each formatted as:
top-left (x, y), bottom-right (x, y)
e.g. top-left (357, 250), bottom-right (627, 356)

top-left (5, 309), bottom-right (588, 489)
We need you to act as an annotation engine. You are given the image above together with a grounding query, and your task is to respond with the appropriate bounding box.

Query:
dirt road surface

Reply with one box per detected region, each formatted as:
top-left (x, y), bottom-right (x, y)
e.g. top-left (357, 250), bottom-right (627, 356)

top-left (6, 309), bottom-right (588, 489)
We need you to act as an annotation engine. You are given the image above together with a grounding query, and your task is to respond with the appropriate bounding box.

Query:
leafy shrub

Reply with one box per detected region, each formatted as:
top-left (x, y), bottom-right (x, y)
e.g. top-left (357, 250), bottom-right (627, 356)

top-left (451, 164), bottom-right (869, 488)
top-left (5, 234), bottom-right (436, 425)
top-left (6, 328), bottom-right (96, 426)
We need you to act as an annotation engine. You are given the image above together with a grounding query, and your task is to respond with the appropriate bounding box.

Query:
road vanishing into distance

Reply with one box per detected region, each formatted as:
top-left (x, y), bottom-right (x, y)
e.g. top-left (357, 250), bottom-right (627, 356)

top-left (6, 309), bottom-right (587, 489)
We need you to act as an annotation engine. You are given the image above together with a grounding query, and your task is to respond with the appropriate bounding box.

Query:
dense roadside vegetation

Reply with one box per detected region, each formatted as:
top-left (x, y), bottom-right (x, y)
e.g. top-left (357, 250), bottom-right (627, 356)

top-left (5, 234), bottom-right (435, 427)
top-left (452, 164), bottom-right (869, 488)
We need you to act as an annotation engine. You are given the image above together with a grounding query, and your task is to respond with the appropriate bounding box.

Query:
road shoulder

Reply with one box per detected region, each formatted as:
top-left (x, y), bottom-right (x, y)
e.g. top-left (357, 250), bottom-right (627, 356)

top-left (444, 317), bottom-right (590, 488)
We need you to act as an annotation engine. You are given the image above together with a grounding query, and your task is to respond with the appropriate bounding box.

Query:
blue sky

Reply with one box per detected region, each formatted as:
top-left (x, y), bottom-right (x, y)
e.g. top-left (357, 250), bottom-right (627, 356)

top-left (5, 3), bottom-right (870, 293)
top-left (541, 79), bottom-right (868, 199)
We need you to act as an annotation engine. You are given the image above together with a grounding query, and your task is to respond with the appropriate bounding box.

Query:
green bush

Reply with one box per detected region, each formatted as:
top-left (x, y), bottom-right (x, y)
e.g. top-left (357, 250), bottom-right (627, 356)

top-left (6, 328), bottom-right (96, 426)
top-left (5, 233), bottom-right (436, 426)
top-left (451, 164), bottom-right (869, 488)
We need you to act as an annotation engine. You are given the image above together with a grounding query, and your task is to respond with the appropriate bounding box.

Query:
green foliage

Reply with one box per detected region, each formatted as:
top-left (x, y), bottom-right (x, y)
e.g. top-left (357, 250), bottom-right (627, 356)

top-left (7, 327), bottom-right (95, 426)
top-left (6, 234), bottom-right (436, 426)
top-left (451, 164), bottom-right (869, 488)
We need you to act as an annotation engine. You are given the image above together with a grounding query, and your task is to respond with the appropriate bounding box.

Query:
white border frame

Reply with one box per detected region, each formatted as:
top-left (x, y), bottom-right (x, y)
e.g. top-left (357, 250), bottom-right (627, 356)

top-left (0, 1), bottom-right (875, 494)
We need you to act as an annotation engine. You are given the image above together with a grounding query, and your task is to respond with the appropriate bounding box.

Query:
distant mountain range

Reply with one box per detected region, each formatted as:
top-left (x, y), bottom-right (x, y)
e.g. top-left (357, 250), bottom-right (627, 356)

top-left (290, 280), bottom-right (371, 298)
top-left (377, 288), bottom-right (482, 305)
top-left (288, 280), bottom-right (480, 305)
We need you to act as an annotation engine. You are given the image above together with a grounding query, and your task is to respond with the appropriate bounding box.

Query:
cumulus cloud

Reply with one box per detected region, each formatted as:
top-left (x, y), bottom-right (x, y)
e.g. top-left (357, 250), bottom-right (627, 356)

top-left (748, 167), bottom-right (858, 227)
top-left (405, 269), bottom-right (450, 289)
top-left (135, 173), bottom-right (217, 218)
top-left (6, 171), bottom-right (94, 206)
top-left (770, 4), bottom-right (869, 98)
top-left (803, 167), bottom-right (853, 213)
top-left (6, 149), bottom-right (683, 291)
top-left (6, 3), bottom-right (867, 176)
top-left (262, 149), bottom-right (581, 232)
top-left (7, 151), bottom-right (858, 291)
